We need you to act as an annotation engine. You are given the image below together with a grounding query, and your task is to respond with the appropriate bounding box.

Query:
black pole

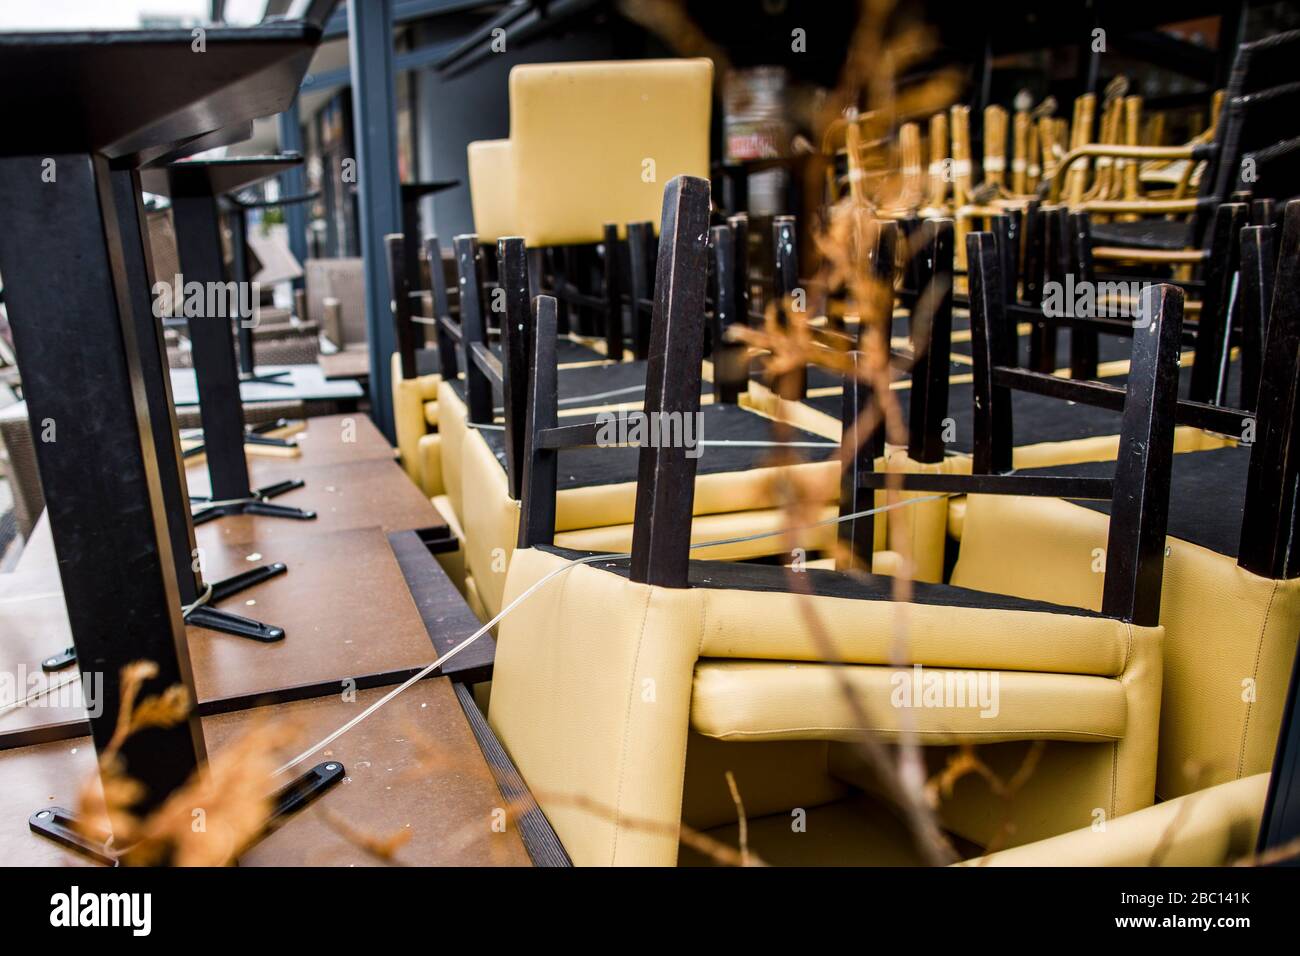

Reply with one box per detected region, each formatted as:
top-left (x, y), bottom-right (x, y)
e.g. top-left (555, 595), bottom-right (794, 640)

top-left (0, 152), bottom-right (206, 816)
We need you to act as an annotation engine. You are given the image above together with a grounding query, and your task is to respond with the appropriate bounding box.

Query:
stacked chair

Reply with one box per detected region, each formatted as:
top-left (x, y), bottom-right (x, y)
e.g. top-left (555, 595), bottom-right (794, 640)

top-left (389, 58), bottom-right (713, 504)
top-left (484, 172), bottom-right (1300, 865)
top-left (390, 59), bottom-right (870, 621)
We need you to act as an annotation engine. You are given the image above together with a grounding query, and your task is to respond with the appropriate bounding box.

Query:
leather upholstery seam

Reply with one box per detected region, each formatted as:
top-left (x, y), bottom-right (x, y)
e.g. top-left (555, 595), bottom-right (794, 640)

top-left (610, 581), bottom-right (655, 866)
top-left (697, 727), bottom-right (1124, 740)
top-left (1238, 580), bottom-right (1280, 778)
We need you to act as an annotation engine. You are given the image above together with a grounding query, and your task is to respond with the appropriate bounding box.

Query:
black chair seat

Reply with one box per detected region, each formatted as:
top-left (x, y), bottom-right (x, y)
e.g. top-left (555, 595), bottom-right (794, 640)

top-left (545, 544), bottom-right (1101, 616)
top-left (414, 336), bottom-right (603, 377)
top-left (1087, 218), bottom-right (1193, 252)
top-left (1024, 444), bottom-right (1248, 559)
top-left (806, 359), bottom-right (1240, 454)
top-left (478, 402), bottom-right (834, 491)
top-left (450, 358), bottom-right (715, 412)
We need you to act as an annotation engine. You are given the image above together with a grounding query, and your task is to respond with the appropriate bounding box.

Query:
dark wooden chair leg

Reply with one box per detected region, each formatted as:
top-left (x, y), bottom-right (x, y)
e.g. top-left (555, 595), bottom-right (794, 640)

top-left (629, 176), bottom-right (713, 587)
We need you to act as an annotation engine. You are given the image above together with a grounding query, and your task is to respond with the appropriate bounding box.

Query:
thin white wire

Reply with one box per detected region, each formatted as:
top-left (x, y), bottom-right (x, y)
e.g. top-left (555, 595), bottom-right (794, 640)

top-left (0, 672), bottom-right (82, 719)
top-left (272, 492), bottom-right (949, 777)
top-left (698, 440), bottom-right (839, 449)
top-left (464, 426), bottom-right (839, 449)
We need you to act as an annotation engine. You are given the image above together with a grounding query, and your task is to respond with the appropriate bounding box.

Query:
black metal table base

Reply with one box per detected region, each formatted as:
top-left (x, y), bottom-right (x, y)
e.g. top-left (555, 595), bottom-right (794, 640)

top-left (40, 562), bottom-right (291, 677)
top-left (182, 418), bottom-right (302, 460)
top-left (28, 761), bottom-right (345, 866)
top-left (185, 562), bottom-right (289, 642)
top-left (238, 368), bottom-right (294, 386)
top-left (191, 479), bottom-right (315, 525)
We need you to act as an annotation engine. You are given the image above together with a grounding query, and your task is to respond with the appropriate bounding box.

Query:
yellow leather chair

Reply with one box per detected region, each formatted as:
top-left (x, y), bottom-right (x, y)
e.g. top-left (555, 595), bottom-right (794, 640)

top-left (962, 772), bottom-right (1268, 867)
top-left (951, 206), bottom-right (1300, 801)
top-left (442, 57), bottom-right (713, 529)
top-left (467, 138), bottom-right (516, 244)
top-left (487, 189), bottom-right (1185, 864)
top-left (676, 770), bottom-right (1270, 866)
top-left (507, 58), bottom-right (712, 247)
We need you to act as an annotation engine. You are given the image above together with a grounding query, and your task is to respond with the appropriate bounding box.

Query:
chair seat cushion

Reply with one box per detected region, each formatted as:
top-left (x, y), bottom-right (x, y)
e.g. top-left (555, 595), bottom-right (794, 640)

top-left (1088, 218), bottom-right (1193, 251)
top-left (542, 545), bottom-right (1147, 678)
top-left (690, 659), bottom-right (1127, 744)
top-left (467, 399), bottom-right (834, 495)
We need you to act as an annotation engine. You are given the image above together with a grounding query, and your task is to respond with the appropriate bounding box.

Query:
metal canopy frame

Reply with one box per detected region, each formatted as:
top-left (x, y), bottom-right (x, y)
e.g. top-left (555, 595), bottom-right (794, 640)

top-left (347, 0), bottom-right (403, 441)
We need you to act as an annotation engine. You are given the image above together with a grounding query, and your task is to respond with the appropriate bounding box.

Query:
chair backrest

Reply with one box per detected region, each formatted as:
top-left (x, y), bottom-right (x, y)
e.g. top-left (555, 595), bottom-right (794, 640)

top-left (867, 232), bottom-right (1185, 626)
top-left (518, 175), bottom-right (713, 586)
top-left (304, 257), bottom-right (365, 346)
top-left (1197, 30), bottom-right (1300, 241)
top-left (467, 139), bottom-right (516, 244)
top-left (1238, 199), bottom-right (1300, 578)
top-left (508, 59), bottom-right (712, 247)
top-left (1012, 199), bottom-right (1250, 404)
top-left (968, 201), bottom-right (1300, 583)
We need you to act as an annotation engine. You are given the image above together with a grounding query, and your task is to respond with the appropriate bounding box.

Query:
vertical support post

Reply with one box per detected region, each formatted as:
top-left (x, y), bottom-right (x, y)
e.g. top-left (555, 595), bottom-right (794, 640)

top-left (602, 223), bottom-right (624, 361)
top-left (772, 214), bottom-right (806, 399)
top-left (709, 222), bottom-right (744, 404)
top-left (1101, 284), bottom-right (1182, 626)
top-left (387, 234), bottom-right (419, 380)
top-left (170, 189), bottom-right (253, 501)
top-left (454, 234), bottom-right (493, 424)
top-left (837, 367), bottom-right (882, 571)
top-left (499, 237), bottom-right (532, 499)
top-left (627, 221), bottom-right (656, 360)
top-left (1238, 224), bottom-right (1275, 412)
top-left (1068, 211), bottom-right (1100, 380)
top-left (425, 235), bottom-right (459, 380)
top-left (1190, 203), bottom-right (1248, 404)
top-left (1022, 200), bottom-right (1044, 313)
top-left (227, 206), bottom-right (257, 378)
top-left (112, 167), bottom-right (204, 606)
top-left (968, 232), bottom-right (1014, 475)
top-left (1240, 201), bottom-right (1300, 579)
top-left (907, 218), bottom-right (954, 463)
top-left (1032, 207), bottom-right (1067, 374)
top-left (348, 0), bottom-right (400, 440)
top-left (0, 153), bottom-right (206, 816)
top-left (518, 295), bottom-right (559, 549)
top-left (630, 176), bottom-right (712, 587)
top-left (277, 102), bottom-right (309, 291)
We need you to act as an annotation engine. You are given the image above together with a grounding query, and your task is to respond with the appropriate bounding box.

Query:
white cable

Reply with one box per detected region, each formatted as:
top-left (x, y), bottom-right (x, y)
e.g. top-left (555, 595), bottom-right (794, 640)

top-left (698, 440), bottom-right (840, 449)
top-left (272, 492), bottom-right (950, 777)
top-left (0, 673), bottom-right (81, 719)
top-left (181, 583), bottom-right (214, 617)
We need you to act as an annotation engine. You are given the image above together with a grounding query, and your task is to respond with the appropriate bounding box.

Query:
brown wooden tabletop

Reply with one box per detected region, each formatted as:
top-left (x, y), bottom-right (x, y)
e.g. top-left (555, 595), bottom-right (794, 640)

top-left (0, 526), bottom-right (484, 746)
top-left (190, 459), bottom-right (441, 547)
top-left (318, 345), bottom-right (371, 382)
top-left (1, 410), bottom-right (471, 750)
top-left (0, 680), bottom-right (531, 866)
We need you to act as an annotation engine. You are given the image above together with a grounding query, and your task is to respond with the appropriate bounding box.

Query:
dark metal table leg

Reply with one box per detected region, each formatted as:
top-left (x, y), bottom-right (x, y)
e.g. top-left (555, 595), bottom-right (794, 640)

top-left (0, 152), bottom-right (206, 819)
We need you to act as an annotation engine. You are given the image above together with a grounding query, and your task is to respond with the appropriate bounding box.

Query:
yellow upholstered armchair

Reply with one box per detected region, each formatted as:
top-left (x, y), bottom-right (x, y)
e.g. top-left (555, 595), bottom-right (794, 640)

top-left (487, 177), bottom-right (1186, 865)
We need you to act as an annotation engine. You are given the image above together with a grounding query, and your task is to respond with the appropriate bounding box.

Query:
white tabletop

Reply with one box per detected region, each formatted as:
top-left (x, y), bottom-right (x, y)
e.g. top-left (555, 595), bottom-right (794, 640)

top-left (168, 364), bottom-right (362, 405)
